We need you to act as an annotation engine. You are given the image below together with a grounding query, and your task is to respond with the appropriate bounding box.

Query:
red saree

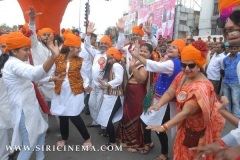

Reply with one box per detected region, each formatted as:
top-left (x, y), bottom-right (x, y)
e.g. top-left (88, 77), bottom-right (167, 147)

top-left (116, 83), bottom-right (146, 149)
top-left (171, 72), bottom-right (225, 160)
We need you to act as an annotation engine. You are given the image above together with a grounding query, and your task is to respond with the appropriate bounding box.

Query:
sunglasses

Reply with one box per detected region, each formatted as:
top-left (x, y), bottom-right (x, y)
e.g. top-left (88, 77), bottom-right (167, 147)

top-left (217, 10), bottom-right (240, 28)
top-left (180, 62), bottom-right (196, 69)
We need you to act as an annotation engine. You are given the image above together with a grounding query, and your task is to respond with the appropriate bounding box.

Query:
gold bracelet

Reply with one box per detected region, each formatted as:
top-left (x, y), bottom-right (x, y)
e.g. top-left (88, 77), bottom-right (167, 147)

top-left (160, 125), bottom-right (166, 132)
top-left (163, 124), bottom-right (168, 131)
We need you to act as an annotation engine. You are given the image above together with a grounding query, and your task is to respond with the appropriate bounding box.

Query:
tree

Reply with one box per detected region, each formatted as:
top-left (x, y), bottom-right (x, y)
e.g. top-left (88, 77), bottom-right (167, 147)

top-left (104, 26), bottom-right (119, 45)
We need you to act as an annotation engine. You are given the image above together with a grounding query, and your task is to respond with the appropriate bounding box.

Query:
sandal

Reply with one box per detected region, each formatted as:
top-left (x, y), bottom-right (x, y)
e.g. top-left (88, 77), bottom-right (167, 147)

top-left (140, 142), bottom-right (154, 154)
top-left (127, 147), bottom-right (139, 153)
top-left (155, 154), bottom-right (169, 160)
top-left (56, 140), bottom-right (66, 149)
top-left (119, 142), bottom-right (128, 148)
top-left (83, 140), bottom-right (93, 151)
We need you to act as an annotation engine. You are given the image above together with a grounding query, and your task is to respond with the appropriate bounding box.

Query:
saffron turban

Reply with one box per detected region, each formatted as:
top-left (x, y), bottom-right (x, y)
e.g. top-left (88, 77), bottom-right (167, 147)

top-left (218, 0), bottom-right (240, 13)
top-left (62, 29), bottom-right (73, 40)
top-left (171, 39), bottom-right (186, 54)
top-left (100, 35), bottom-right (112, 47)
top-left (20, 23), bottom-right (30, 34)
top-left (63, 33), bottom-right (81, 47)
top-left (6, 32), bottom-right (31, 53)
top-left (37, 28), bottom-right (53, 37)
top-left (181, 40), bottom-right (208, 67)
top-left (132, 25), bottom-right (144, 37)
top-left (106, 47), bottom-right (122, 61)
top-left (0, 34), bottom-right (8, 45)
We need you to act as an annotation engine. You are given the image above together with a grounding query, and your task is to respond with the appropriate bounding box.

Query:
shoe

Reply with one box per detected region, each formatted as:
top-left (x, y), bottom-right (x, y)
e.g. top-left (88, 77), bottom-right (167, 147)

top-left (8, 150), bottom-right (19, 160)
top-left (99, 129), bottom-right (109, 137)
top-left (86, 124), bottom-right (100, 127)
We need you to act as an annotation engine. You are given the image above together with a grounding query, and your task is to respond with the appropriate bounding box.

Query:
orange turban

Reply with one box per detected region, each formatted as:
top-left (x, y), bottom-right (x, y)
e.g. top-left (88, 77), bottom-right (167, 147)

top-left (132, 25), bottom-right (144, 37)
top-left (62, 29), bottom-right (73, 40)
top-left (106, 47), bottom-right (122, 61)
top-left (218, 0), bottom-right (240, 13)
top-left (171, 39), bottom-right (186, 54)
top-left (63, 33), bottom-right (81, 47)
top-left (0, 34), bottom-right (8, 45)
top-left (181, 40), bottom-right (208, 67)
top-left (37, 28), bottom-right (53, 37)
top-left (6, 32), bottom-right (31, 52)
top-left (100, 35), bottom-right (112, 47)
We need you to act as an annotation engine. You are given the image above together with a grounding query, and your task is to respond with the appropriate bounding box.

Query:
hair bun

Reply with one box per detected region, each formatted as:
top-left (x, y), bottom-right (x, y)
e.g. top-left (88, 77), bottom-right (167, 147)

top-left (192, 40), bottom-right (209, 58)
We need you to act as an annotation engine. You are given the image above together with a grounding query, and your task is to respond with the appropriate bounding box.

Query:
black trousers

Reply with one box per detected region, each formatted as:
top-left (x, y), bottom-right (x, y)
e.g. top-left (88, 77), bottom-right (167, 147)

top-left (107, 96), bottom-right (121, 143)
top-left (59, 114), bottom-right (90, 141)
top-left (142, 103), bottom-right (170, 155)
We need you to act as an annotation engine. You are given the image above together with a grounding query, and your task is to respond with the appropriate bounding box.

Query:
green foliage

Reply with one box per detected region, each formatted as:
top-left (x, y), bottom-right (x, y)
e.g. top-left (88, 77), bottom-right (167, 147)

top-left (0, 23), bottom-right (18, 33)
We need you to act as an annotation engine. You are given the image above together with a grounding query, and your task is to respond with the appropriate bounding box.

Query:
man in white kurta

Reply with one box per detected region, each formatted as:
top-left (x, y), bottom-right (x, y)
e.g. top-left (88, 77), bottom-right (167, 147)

top-left (29, 20), bottom-right (55, 102)
top-left (84, 25), bottom-right (125, 127)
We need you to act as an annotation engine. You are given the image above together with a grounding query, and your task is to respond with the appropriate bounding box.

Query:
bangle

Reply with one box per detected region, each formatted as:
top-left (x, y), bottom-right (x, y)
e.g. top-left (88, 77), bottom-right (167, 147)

top-left (160, 125), bottom-right (166, 132)
top-left (104, 82), bottom-right (108, 88)
top-left (162, 123), bottom-right (168, 131)
top-left (217, 139), bottom-right (226, 147)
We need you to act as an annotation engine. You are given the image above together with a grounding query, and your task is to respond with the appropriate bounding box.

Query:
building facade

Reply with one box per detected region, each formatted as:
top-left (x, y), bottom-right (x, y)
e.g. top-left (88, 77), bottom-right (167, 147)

top-left (198, 0), bottom-right (221, 36)
top-left (173, 4), bottom-right (200, 39)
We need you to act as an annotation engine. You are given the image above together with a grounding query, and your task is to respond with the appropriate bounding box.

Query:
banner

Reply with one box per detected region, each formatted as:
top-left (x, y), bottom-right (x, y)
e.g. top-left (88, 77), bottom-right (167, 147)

top-left (128, 0), bottom-right (176, 39)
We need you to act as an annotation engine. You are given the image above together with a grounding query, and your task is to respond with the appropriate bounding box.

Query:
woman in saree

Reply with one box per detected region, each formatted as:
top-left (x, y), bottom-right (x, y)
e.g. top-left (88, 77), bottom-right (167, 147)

top-left (147, 40), bottom-right (225, 160)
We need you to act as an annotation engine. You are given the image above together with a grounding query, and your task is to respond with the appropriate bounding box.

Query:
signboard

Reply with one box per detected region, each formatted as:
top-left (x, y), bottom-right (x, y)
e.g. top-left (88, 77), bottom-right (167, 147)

top-left (127, 0), bottom-right (176, 39)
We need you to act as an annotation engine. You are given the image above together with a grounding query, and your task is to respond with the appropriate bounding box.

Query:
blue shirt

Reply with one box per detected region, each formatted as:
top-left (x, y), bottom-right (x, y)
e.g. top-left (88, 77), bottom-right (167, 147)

top-left (223, 54), bottom-right (240, 84)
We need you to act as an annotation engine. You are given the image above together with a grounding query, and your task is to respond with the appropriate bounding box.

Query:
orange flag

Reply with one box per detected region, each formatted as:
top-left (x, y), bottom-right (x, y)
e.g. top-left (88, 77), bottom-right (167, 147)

top-left (17, 0), bottom-right (71, 34)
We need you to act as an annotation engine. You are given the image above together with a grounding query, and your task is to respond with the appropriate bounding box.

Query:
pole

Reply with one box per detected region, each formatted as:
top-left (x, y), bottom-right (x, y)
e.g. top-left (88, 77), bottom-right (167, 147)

top-left (79, 0), bottom-right (81, 31)
top-left (85, 0), bottom-right (89, 33)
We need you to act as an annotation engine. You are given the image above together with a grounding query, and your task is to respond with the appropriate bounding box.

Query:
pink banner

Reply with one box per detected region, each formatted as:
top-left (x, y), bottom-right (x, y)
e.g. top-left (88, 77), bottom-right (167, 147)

top-left (128, 0), bottom-right (176, 39)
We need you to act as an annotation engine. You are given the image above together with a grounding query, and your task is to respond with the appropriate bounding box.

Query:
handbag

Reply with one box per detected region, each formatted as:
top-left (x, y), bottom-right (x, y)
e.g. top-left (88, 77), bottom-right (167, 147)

top-left (142, 83), bottom-right (155, 113)
top-left (182, 127), bottom-right (205, 148)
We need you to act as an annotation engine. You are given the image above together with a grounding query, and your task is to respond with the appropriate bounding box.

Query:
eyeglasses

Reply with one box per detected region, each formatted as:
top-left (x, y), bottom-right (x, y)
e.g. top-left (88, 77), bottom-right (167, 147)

top-left (1, 45), bottom-right (6, 48)
top-left (180, 62), bottom-right (196, 69)
top-left (217, 10), bottom-right (240, 28)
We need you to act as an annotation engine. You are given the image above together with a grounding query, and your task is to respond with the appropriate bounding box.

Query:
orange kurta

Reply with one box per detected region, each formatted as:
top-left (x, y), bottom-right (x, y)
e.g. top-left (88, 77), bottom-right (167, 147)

top-left (171, 72), bottom-right (225, 160)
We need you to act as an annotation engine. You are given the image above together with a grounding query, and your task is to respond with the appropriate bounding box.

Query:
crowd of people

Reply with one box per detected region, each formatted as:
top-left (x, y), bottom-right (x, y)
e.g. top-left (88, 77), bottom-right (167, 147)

top-left (1, 0), bottom-right (240, 160)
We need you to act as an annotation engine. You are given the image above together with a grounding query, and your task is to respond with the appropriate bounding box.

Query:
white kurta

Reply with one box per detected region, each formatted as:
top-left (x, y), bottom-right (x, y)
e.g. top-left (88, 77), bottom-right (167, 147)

top-left (0, 78), bottom-right (11, 129)
top-left (50, 60), bottom-right (88, 116)
top-left (96, 63), bottom-right (124, 127)
top-left (29, 22), bottom-right (55, 101)
top-left (2, 57), bottom-right (48, 147)
top-left (142, 59), bottom-right (178, 137)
